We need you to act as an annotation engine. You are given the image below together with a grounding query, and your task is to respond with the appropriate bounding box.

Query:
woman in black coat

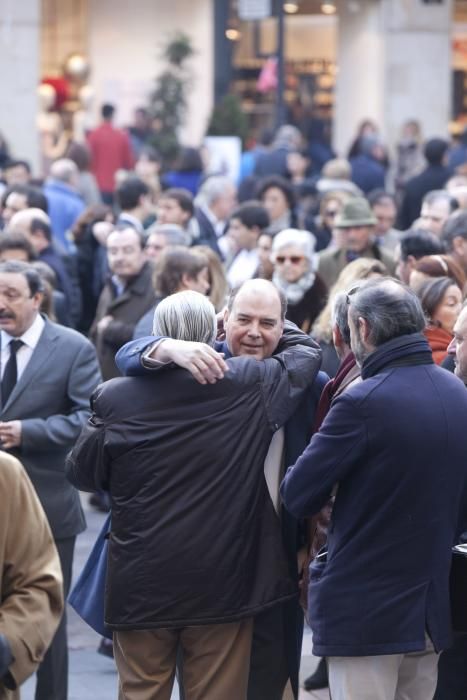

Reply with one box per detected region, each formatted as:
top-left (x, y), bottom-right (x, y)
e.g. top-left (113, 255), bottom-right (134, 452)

top-left (271, 228), bottom-right (327, 334)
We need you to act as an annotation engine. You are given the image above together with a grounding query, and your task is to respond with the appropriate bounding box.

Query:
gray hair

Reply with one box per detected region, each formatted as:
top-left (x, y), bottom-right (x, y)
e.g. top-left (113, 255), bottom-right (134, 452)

top-left (50, 158), bottom-right (78, 184)
top-left (422, 189), bottom-right (456, 210)
top-left (331, 292), bottom-right (352, 346)
top-left (348, 278), bottom-right (426, 346)
top-left (272, 228), bottom-right (316, 261)
top-left (152, 290), bottom-right (216, 345)
top-left (196, 176), bottom-right (235, 207)
top-left (273, 124), bottom-right (302, 150)
top-left (147, 223), bottom-right (189, 247)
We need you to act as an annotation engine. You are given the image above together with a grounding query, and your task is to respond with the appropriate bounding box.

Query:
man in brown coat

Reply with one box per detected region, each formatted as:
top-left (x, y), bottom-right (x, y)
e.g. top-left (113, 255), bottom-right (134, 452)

top-left (90, 226), bottom-right (155, 379)
top-left (0, 453), bottom-right (63, 699)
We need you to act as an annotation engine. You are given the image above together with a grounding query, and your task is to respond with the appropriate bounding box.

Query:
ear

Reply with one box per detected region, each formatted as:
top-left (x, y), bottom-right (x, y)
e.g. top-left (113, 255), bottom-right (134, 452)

top-left (453, 236), bottom-right (465, 255)
top-left (358, 316), bottom-right (371, 345)
top-left (223, 306), bottom-right (230, 325)
top-left (332, 323), bottom-right (342, 351)
top-left (32, 291), bottom-right (44, 309)
top-left (180, 273), bottom-right (191, 290)
top-left (406, 254), bottom-right (416, 268)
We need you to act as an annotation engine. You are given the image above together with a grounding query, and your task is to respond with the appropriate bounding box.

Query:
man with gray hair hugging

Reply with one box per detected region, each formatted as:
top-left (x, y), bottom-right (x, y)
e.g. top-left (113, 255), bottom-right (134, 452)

top-left (66, 285), bottom-right (321, 700)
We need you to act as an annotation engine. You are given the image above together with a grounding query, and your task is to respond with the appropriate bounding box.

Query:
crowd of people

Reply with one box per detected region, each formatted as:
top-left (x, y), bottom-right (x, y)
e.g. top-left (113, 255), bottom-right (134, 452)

top-left (0, 105), bottom-right (467, 700)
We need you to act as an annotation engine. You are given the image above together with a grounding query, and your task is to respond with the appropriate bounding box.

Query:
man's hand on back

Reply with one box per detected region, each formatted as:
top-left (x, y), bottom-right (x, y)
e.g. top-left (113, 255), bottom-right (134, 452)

top-left (154, 340), bottom-right (229, 385)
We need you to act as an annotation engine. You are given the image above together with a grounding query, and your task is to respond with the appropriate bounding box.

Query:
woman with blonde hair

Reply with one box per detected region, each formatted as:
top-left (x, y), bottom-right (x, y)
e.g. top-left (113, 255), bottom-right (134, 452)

top-left (312, 257), bottom-right (388, 376)
top-left (192, 245), bottom-right (229, 312)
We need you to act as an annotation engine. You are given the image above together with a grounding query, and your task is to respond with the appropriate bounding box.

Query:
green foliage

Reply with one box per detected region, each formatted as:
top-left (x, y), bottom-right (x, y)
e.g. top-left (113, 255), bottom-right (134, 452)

top-left (148, 33), bottom-right (194, 165)
top-left (206, 94), bottom-right (249, 146)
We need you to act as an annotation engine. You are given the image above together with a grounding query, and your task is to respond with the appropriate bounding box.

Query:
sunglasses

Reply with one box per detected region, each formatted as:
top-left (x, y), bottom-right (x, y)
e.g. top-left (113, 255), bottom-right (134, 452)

top-left (275, 255), bottom-right (305, 265)
top-left (345, 285), bottom-right (360, 305)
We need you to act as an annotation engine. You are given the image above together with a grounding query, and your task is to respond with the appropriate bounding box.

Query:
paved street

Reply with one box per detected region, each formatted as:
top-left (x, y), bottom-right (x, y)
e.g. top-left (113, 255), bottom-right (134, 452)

top-left (21, 498), bottom-right (327, 700)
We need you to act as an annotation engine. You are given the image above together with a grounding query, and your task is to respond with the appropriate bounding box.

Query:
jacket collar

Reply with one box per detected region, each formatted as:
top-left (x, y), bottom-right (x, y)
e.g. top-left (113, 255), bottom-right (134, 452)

top-left (361, 333), bottom-right (433, 380)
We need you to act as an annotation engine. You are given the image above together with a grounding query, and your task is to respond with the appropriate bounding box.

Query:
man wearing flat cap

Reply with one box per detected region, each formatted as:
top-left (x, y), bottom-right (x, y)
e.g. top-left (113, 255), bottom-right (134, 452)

top-left (317, 197), bottom-right (395, 289)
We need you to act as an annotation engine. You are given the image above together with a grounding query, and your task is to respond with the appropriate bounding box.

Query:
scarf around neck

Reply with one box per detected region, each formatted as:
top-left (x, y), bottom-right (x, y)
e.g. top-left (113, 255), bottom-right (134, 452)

top-left (361, 332), bottom-right (433, 380)
top-left (273, 269), bottom-right (316, 305)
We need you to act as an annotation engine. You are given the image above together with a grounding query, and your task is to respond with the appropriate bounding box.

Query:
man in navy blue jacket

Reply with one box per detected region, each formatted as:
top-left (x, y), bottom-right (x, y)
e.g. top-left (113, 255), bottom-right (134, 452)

top-left (115, 278), bottom-right (327, 700)
top-left (281, 278), bottom-right (467, 700)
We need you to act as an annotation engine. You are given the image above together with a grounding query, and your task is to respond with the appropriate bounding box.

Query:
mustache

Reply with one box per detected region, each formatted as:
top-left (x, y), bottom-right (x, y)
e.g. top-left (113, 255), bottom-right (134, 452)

top-left (0, 312), bottom-right (15, 319)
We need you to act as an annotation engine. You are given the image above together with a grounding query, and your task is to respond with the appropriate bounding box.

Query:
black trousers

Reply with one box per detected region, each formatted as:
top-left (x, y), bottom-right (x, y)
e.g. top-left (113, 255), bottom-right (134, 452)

top-left (247, 606), bottom-right (290, 700)
top-left (35, 536), bottom-right (75, 700)
top-left (434, 634), bottom-right (467, 699)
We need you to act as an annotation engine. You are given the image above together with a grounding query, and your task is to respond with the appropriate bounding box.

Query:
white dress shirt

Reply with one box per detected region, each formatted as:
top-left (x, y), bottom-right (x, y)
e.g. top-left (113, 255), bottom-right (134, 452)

top-left (0, 314), bottom-right (45, 380)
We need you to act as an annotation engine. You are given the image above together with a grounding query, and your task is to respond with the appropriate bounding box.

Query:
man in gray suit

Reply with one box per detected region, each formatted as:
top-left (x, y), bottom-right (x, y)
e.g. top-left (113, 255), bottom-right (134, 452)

top-left (0, 260), bottom-right (101, 700)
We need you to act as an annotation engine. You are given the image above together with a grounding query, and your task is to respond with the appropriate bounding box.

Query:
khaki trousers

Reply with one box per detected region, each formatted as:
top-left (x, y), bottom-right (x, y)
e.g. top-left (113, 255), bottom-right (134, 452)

top-left (114, 619), bottom-right (253, 700)
top-left (328, 635), bottom-right (439, 700)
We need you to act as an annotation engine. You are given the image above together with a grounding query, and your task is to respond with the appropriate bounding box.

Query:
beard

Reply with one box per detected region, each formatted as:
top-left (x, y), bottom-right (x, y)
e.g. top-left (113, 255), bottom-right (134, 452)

top-left (352, 333), bottom-right (371, 367)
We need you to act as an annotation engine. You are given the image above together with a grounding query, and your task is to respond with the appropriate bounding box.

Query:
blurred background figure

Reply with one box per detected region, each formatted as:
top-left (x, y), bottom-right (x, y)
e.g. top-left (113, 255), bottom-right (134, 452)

top-left (192, 244), bottom-right (228, 311)
top-left (87, 104), bottom-right (134, 205)
top-left (134, 246), bottom-right (210, 338)
top-left (162, 146), bottom-right (204, 196)
top-left (367, 190), bottom-right (401, 252)
top-left (409, 254), bottom-right (466, 293)
top-left (224, 201), bottom-right (269, 288)
top-left (418, 190), bottom-right (457, 237)
top-left (257, 175), bottom-right (296, 236)
top-left (312, 257), bottom-right (388, 377)
top-left (145, 224), bottom-right (189, 262)
top-left (254, 124), bottom-right (302, 178)
top-left (395, 230), bottom-right (445, 284)
top-left (305, 191), bottom-right (351, 252)
top-left (255, 233), bottom-right (274, 281)
top-left (66, 142), bottom-right (101, 206)
top-left (393, 119), bottom-right (424, 204)
top-left (272, 228), bottom-right (326, 333)
top-left (397, 138), bottom-right (451, 230)
top-left (71, 204), bottom-right (115, 333)
top-left (416, 276), bottom-right (463, 364)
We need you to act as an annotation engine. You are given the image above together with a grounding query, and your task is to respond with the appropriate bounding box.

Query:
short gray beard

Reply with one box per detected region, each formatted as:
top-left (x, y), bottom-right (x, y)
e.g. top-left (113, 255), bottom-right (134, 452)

top-left (352, 335), bottom-right (371, 368)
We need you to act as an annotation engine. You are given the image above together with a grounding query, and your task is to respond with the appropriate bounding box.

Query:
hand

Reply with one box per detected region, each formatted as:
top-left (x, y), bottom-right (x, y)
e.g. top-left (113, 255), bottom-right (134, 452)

top-left (156, 339), bottom-right (229, 385)
top-left (97, 315), bottom-right (113, 334)
top-left (0, 421), bottom-right (22, 449)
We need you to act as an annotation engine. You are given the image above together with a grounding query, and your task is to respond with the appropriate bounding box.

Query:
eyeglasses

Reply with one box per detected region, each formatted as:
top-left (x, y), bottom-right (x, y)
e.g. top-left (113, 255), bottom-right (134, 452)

top-left (345, 285), bottom-right (360, 306)
top-left (275, 255), bottom-right (305, 265)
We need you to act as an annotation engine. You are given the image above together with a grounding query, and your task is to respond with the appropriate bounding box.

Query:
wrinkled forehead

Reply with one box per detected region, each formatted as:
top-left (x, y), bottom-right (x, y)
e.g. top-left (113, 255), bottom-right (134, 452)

top-left (422, 199), bottom-right (450, 217)
top-left (0, 272), bottom-right (30, 293)
top-left (231, 288), bottom-right (282, 321)
top-left (107, 230), bottom-right (141, 250)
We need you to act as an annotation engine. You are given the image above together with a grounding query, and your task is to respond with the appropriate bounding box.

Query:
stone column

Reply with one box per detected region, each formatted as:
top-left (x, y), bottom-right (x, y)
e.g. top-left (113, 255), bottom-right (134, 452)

top-left (334, 0), bottom-right (453, 156)
top-left (0, 0), bottom-right (40, 173)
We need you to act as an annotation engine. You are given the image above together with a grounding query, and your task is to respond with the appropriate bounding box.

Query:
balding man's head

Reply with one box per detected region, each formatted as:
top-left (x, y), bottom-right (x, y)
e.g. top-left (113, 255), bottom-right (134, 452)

top-left (50, 158), bottom-right (79, 186)
top-left (224, 279), bottom-right (286, 359)
top-left (347, 278), bottom-right (426, 365)
top-left (9, 208), bottom-right (50, 236)
top-left (9, 208), bottom-right (52, 254)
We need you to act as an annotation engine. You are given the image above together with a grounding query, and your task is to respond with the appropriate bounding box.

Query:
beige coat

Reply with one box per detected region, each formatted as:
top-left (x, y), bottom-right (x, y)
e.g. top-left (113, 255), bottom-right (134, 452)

top-left (0, 454), bottom-right (63, 699)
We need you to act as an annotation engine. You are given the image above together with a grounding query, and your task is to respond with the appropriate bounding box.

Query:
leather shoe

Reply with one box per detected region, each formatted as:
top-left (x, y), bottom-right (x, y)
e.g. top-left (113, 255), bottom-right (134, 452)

top-left (303, 657), bottom-right (328, 691)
